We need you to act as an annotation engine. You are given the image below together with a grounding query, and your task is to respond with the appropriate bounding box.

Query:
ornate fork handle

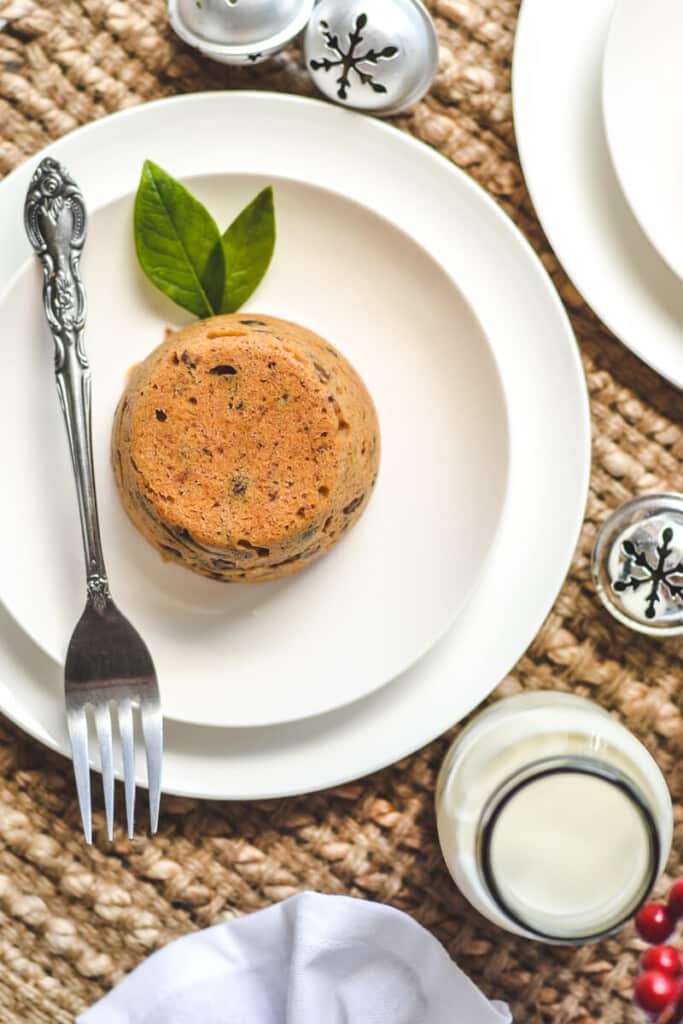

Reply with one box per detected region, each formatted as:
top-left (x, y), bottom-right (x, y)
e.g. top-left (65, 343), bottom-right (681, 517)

top-left (24, 157), bottom-right (111, 612)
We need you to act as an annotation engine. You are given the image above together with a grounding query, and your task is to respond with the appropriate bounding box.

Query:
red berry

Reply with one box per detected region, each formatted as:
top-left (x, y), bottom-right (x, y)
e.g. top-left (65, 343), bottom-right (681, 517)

top-left (636, 903), bottom-right (675, 944)
top-left (669, 882), bottom-right (683, 921)
top-left (642, 946), bottom-right (683, 976)
top-left (635, 971), bottom-right (678, 1013)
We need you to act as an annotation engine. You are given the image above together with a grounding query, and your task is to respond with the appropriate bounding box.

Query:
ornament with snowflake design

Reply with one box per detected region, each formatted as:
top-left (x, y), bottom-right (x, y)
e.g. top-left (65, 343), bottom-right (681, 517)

top-left (304, 0), bottom-right (439, 116)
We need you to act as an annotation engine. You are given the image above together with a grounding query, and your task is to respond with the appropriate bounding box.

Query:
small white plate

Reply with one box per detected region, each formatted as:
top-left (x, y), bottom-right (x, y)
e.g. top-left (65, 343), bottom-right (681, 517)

top-left (514, 0), bottom-right (683, 389)
top-left (0, 93), bottom-right (590, 799)
top-left (0, 175), bottom-right (508, 729)
top-left (603, 0), bottom-right (683, 281)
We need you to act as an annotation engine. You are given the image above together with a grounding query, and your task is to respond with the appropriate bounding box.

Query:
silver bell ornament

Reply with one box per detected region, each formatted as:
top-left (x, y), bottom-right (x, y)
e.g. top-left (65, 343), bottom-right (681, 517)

top-left (304, 0), bottom-right (439, 115)
top-left (168, 0), bottom-right (315, 65)
top-left (592, 493), bottom-right (683, 636)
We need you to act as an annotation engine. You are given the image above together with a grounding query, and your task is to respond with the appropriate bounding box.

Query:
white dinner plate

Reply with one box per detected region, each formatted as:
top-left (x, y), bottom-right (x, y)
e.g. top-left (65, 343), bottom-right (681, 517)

top-left (0, 172), bottom-right (508, 728)
top-left (0, 92), bottom-right (590, 799)
top-left (603, 0), bottom-right (683, 281)
top-left (513, 0), bottom-right (683, 389)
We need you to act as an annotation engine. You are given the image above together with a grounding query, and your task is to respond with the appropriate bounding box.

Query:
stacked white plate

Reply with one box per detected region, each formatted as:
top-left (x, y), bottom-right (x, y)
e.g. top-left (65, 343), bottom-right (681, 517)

top-left (514, 0), bottom-right (683, 389)
top-left (0, 92), bottom-right (590, 799)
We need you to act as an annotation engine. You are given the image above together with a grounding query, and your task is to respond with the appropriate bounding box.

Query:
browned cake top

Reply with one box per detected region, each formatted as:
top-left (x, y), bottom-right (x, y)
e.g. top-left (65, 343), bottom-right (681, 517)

top-left (124, 315), bottom-right (375, 550)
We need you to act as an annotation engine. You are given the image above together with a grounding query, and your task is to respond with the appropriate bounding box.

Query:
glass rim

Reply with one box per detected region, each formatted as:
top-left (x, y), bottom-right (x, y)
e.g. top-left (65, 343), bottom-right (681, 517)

top-left (477, 755), bottom-right (661, 944)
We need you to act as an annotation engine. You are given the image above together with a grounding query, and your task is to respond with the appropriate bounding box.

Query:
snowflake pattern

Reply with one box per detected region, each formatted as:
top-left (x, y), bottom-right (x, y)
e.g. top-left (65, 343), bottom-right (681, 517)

top-left (613, 526), bottom-right (683, 620)
top-left (309, 13), bottom-right (399, 101)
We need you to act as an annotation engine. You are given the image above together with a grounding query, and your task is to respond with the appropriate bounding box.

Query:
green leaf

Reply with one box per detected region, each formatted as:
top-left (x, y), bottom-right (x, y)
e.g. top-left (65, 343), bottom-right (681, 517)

top-left (134, 160), bottom-right (224, 317)
top-left (217, 186), bottom-right (276, 313)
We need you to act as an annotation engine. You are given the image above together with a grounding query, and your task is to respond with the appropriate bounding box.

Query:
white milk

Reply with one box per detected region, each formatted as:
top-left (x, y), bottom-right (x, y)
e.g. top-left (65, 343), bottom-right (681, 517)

top-left (487, 771), bottom-right (652, 934)
top-left (436, 692), bottom-right (672, 943)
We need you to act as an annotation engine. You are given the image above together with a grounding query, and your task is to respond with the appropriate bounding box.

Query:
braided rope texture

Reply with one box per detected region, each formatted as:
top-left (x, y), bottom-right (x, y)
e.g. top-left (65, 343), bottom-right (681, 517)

top-left (0, 0), bottom-right (682, 1020)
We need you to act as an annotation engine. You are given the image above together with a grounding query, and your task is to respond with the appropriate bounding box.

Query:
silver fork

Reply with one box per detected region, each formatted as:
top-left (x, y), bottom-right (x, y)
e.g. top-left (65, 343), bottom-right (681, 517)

top-left (24, 157), bottom-right (162, 844)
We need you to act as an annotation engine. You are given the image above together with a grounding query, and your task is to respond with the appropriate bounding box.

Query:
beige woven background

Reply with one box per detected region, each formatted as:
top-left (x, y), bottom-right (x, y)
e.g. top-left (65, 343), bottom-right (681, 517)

top-left (0, 0), bottom-right (682, 1021)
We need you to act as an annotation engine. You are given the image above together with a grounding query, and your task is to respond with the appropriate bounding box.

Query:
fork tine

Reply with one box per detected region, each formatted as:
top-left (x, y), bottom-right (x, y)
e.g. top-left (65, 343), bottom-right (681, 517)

top-left (67, 705), bottom-right (92, 844)
top-left (94, 703), bottom-right (115, 841)
top-left (67, 705), bottom-right (93, 844)
top-left (117, 698), bottom-right (136, 840)
top-left (141, 701), bottom-right (163, 835)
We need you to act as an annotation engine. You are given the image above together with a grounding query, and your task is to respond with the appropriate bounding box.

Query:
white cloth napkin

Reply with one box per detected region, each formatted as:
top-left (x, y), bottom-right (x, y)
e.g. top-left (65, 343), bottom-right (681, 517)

top-left (79, 892), bottom-right (511, 1024)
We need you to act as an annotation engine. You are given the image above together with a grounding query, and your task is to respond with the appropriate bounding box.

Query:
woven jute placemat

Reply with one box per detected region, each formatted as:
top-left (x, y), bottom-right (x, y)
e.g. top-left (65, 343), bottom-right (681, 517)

top-left (0, 1), bottom-right (682, 1021)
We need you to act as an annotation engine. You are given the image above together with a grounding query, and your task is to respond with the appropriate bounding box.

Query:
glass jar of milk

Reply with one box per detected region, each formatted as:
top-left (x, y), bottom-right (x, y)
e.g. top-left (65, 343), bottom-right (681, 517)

top-left (436, 692), bottom-right (672, 944)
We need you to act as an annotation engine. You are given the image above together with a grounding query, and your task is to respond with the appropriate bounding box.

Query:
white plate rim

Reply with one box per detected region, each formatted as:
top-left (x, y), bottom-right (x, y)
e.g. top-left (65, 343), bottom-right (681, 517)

top-left (601, 0), bottom-right (683, 283)
top-left (512, 0), bottom-right (683, 390)
top-left (0, 91), bottom-right (591, 799)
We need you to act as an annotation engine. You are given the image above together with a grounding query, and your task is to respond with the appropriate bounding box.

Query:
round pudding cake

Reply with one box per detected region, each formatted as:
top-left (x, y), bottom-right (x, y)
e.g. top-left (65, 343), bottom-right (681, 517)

top-left (112, 314), bottom-right (380, 582)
